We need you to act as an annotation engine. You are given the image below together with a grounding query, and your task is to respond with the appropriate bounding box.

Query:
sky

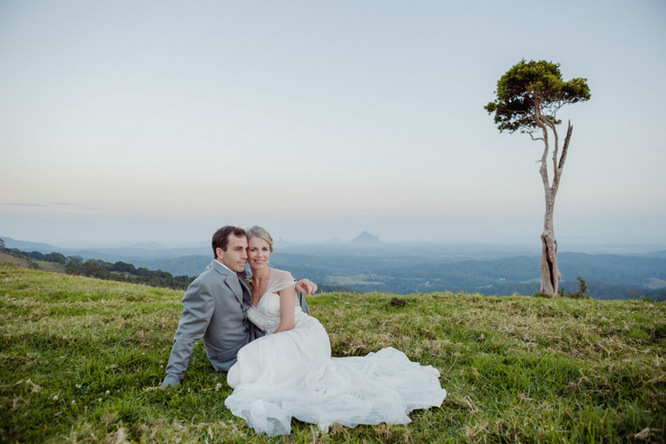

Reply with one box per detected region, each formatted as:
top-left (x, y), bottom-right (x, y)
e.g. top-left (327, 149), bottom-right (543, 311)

top-left (1, 0), bottom-right (665, 251)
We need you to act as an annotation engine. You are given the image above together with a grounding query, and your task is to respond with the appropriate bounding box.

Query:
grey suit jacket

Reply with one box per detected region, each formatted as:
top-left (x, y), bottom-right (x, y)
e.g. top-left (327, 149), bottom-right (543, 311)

top-left (163, 260), bottom-right (260, 386)
top-left (162, 261), bottom-right (311, 386)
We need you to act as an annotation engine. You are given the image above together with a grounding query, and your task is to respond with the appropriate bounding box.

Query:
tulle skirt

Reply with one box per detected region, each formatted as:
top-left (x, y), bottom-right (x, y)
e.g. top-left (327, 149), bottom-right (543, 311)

top-left (225, 316), bottom-right (446, 436)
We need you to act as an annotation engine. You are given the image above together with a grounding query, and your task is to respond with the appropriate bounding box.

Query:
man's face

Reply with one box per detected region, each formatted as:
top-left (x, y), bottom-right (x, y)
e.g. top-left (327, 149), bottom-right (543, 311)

top-left (216, 234), bottom-right (248, 272)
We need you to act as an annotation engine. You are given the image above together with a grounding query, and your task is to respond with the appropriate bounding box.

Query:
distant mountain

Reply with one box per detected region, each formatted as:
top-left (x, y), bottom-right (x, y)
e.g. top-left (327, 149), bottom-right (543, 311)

top-left (131, 241), bottom-right (164, 249)
top-left (0, 236), bottom-right (208, 262)
top-left (643, 250), bottom-right (666, 259)
top-left (352, 231), bottom-right (381, 244)
top-left (4, 235), bottom-right (666, 300)
top-left (1, 236), bottom-right (62, 252)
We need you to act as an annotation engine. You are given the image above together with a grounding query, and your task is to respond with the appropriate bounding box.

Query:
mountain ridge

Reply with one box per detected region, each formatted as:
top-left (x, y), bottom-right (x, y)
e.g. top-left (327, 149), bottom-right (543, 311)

top-left (3, 235), bottom-right (665, 300)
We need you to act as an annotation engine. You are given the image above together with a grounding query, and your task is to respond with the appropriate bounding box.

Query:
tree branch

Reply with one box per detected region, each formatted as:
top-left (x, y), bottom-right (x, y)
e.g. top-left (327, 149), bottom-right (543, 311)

top-left (543, 117), bottom-right (559, 184)
top-left (528, 131), bottom-right (544, 142)
top-left (558, 121), bottom-right (574, 171)
top-left (532, 100), bottom-right (552, 195)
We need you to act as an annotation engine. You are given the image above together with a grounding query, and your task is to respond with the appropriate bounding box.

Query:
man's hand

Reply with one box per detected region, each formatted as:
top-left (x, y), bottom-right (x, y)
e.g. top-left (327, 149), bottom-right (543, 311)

top-left (295, 278), bottom-right (318, 295)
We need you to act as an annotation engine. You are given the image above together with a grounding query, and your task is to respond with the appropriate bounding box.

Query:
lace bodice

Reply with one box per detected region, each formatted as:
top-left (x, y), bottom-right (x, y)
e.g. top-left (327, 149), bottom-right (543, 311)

top-left (246, 269), bottom-right (303, 334)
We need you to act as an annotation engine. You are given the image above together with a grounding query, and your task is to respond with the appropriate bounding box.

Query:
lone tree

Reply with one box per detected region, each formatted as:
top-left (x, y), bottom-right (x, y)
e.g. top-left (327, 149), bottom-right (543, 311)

top-left (485, 60), bottom-right (590, 296)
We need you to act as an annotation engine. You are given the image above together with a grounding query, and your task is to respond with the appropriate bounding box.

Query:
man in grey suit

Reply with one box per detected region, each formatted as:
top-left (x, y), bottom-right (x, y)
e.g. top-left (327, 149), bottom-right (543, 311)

top-left (162, 225), bottom-right (315, 387)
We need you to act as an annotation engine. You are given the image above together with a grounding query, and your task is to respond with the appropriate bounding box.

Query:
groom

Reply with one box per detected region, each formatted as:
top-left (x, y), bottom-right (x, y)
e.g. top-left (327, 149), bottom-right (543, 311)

top-left (162, 225), bottom-right (316, 387)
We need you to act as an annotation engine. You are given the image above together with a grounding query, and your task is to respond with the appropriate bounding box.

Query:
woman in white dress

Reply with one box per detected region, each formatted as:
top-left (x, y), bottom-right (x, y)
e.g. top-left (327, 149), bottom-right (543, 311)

top-left (225, 226), bottom-right (446, 436)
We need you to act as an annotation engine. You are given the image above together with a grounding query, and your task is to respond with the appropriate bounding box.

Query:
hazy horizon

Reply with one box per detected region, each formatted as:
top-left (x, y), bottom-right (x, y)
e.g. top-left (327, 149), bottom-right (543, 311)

top-left (3, 231), bottom-right (665, 257)
top-left (2, 1), bottom-right (665, 250)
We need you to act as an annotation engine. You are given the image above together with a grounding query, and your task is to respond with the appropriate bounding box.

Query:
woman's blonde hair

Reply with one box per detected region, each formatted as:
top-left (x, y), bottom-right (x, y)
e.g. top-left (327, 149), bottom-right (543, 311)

top-left (246, 225), bottom-right (274, 252)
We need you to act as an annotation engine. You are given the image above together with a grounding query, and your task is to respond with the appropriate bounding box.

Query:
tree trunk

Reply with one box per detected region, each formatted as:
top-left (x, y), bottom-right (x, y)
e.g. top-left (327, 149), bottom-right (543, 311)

top-left (540, 198), bottom-right (561, 296)
top-left (537, 122), bottom-right (572, 296)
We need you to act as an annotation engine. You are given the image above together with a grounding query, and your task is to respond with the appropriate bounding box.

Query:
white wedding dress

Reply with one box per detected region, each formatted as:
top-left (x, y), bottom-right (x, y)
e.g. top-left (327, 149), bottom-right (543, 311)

top-left (225, 269), bottom-right (446, 436)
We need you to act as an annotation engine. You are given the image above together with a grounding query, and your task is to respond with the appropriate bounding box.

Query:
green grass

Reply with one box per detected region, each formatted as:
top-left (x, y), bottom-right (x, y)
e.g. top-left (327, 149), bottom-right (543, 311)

top-left (1, 263), bottom-right (664, 443)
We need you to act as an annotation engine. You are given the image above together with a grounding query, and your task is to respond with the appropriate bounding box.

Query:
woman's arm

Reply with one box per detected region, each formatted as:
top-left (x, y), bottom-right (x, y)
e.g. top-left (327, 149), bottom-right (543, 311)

top-left (275, 284), bottom-right (296, 333)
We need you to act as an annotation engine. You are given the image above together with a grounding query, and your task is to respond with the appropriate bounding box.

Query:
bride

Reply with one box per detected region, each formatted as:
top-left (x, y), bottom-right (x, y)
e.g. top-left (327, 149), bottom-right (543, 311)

top-left (225, 226), bottom-right (446, 436)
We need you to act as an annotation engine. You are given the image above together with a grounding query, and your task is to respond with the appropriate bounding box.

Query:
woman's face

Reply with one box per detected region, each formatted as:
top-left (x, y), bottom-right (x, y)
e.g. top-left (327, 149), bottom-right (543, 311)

top-left (247, 236), bottom-right (271, 270)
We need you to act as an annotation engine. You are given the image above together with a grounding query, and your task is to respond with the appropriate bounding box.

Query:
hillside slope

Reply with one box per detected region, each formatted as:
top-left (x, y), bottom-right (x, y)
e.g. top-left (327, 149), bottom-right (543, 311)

top-left (0, 250), bottom-right (65, 273)
top-left (1, 264), bottom-right (664, 442)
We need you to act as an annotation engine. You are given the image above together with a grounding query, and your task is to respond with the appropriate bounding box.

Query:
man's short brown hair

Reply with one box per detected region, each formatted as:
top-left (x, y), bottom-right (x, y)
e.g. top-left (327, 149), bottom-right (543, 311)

top-left (212, 226), bottom-right (246, 256)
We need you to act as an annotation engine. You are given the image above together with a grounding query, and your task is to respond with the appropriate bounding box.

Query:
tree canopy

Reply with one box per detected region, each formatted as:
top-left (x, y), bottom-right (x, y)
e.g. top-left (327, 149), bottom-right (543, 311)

top-left (485, 60), bottom-right (590, 134)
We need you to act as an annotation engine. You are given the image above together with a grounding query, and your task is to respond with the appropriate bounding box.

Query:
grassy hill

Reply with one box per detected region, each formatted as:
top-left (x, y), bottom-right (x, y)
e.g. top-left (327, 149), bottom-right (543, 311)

top-left (0, 250), bottom-right (65, 273)
top-left (0, 250), bottom-right (192, 290)
top-left (1, 263), bottom-right (664, 442)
